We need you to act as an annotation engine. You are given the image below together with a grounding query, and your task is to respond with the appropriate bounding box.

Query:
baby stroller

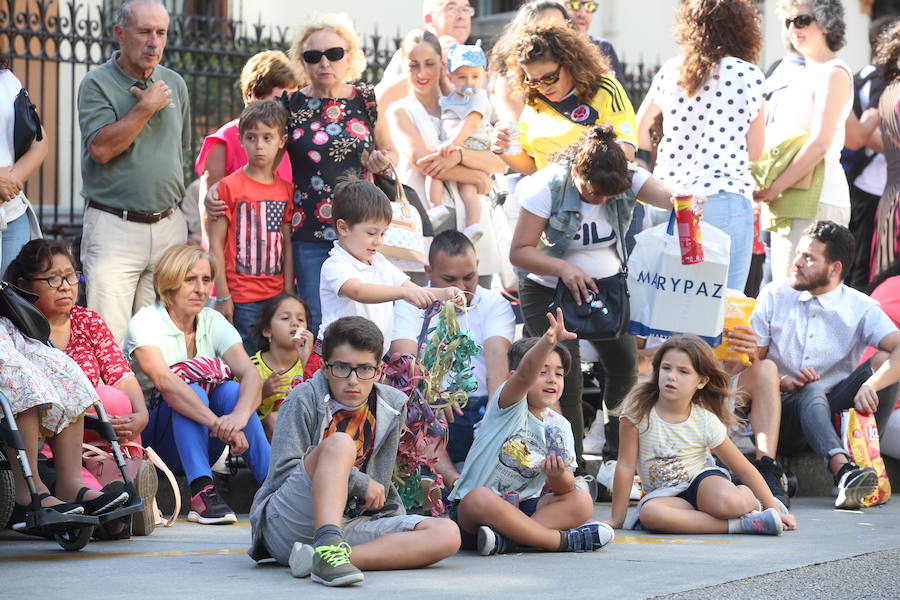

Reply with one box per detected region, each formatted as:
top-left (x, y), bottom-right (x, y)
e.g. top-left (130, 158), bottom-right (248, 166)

top-left (0, 281), bottom-right (143, 550)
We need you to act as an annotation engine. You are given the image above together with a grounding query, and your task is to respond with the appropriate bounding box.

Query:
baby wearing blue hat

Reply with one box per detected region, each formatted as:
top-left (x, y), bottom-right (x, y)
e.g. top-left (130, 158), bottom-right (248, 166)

top-left (427, 40), bottom-right (493, 242)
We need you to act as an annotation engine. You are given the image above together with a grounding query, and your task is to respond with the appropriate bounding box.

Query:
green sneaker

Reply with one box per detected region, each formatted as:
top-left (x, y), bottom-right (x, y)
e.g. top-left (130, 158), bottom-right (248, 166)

top-left (298, 540), bottom-right (364, 587)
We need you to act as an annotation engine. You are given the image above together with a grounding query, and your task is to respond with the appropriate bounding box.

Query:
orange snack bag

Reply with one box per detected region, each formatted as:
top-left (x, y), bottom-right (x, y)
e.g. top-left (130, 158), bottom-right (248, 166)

top-left (713, 297), bottom-right (756, 367)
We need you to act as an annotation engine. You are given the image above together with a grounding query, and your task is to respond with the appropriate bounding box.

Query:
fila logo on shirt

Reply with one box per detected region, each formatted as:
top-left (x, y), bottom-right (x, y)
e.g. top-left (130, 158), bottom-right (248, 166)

top-left (573, 222), bottom-right (615, 246)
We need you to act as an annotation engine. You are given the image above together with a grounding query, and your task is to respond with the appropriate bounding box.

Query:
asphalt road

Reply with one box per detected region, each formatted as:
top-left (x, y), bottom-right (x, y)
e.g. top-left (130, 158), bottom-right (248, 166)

top-left (1, 497), bottom-right (898, 599)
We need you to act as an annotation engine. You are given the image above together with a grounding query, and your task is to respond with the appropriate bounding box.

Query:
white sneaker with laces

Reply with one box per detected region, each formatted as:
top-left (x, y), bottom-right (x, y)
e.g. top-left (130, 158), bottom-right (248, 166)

top-left (596, 460), bottom-right (642, 500)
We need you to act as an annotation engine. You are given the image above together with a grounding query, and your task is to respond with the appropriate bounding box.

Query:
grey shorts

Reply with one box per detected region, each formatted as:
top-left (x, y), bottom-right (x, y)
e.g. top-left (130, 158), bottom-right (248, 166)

top-left (260, 458), bottom-right (427, 564)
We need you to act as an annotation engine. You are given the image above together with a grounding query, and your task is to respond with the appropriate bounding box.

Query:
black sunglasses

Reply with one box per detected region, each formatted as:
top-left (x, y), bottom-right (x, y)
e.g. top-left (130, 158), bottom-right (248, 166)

top-left (784, 14), bottom-right (815, 29)
top-left (302, 47), bottom-right (345, 64)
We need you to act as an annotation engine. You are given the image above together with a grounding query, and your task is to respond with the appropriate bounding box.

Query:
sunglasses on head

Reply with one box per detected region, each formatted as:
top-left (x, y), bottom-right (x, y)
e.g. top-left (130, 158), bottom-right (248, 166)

top-left (524, 65), bottom-right (562, 89)
top-left (302, 47), bottom-right (345, 64)
top-left (566, 0), bottom-right (597, 13)
top-left (784, 14), bottom-right (815, 29)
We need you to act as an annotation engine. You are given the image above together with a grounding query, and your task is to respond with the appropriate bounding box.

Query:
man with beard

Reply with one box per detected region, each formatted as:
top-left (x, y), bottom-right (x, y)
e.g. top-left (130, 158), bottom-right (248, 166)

top-left (751, 221), bottom-right (900, 509)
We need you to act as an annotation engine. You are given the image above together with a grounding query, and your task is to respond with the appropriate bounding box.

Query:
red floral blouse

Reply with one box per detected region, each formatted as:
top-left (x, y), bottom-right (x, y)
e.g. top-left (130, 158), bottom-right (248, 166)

top-left (65, 305), bottom-right (133, 388)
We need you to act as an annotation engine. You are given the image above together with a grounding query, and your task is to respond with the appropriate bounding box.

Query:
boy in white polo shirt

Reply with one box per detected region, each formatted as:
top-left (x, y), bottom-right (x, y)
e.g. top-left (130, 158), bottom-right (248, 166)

top-left (317, 178), bottom-right (460, 358)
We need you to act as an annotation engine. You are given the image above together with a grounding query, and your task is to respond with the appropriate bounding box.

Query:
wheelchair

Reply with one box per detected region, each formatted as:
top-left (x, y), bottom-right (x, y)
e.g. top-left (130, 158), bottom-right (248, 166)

top-left (0, 281), bottom-right (144, 550)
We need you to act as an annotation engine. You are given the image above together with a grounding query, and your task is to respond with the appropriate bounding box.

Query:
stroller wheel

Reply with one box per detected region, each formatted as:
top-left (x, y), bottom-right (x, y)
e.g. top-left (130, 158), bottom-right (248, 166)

top-left (54, 525), bottom-right (94, 551)
top-left (0, 468), bottom-right (14, 529)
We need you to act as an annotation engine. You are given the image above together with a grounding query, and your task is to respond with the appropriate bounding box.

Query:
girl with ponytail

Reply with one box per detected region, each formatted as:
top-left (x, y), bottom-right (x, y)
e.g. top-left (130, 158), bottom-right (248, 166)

top-left (509, 124), bottom-right (676, 472)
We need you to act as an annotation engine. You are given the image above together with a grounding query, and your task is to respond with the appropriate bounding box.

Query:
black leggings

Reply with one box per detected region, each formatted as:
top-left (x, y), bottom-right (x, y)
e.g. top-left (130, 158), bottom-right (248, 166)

top-left (519, 278), bottom-right (638, 469)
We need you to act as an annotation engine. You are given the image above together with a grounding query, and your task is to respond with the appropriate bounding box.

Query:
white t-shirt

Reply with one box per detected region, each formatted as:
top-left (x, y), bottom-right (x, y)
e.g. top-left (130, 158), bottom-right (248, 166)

top-left (318, 241), bottom-right (410, 355)
top-left (631, 405), bottom-right (727, 494)
top-left (0, 70), bottom-right (26, 223)
top-left (440, 88), bottom-right (492, 146)
top-left (765, 58), bottom-right (853, 208)
top-left (515, 163), bottom-right (653, 288)
top-left (645, 56), bottom-right (764, 199)
top-left (391, 285), bottom-right (515, 396)
top-left (450, 381), bottom-right (577, 502)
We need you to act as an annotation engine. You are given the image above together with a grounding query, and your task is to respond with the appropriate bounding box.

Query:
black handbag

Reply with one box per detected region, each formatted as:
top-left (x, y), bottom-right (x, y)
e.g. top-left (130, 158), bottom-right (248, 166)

top-left (13, 88), bottom-right (43, 161)
top-left (373, 170), bottom-right (434, 237)
top-left (548, 270), bottom-right (629, 341)
top-left (0, 280), bottom-right (50, 343)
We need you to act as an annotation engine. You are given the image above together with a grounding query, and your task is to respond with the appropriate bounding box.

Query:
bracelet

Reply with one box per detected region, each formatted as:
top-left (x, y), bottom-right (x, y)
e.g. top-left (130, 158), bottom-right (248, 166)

top-left (215, 294), bottom-right (232, 303)
top-left (779, 374), bottom-right (790, 382)
top-left (457, 147), bottom-right (464, 164)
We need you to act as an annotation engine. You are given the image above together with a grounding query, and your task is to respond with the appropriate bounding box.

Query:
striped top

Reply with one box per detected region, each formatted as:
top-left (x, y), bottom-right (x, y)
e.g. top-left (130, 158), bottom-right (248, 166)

top-left (630, 404), bottom-right (727, 493)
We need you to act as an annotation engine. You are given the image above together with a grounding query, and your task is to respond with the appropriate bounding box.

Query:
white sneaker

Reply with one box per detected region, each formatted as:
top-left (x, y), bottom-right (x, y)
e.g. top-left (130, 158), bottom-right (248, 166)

top-left (596, 460), bottom-right (642, 501)
top-left (462, 223), bottom-right (483, 243)
top-left (427, 205), bottom-right (451, 228)
top-left (211, 447), bottom-right (229, 475)
top-left (583, 410), bottom-right (605, 455)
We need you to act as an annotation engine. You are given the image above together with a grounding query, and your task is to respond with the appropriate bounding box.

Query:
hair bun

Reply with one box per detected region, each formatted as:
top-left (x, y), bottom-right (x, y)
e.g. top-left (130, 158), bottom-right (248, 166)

top-left (588, 124), bottom-right (617, 144)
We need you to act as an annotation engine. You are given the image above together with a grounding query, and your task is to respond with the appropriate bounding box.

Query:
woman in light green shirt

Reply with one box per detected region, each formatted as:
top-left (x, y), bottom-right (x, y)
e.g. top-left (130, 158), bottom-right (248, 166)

top-left (123, 244), bottom-right (269, 525)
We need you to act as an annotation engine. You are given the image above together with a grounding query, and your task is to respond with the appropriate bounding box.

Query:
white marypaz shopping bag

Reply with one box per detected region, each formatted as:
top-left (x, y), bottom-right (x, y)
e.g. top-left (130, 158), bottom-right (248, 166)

top-left (627, 218), bottom-right (731, 345)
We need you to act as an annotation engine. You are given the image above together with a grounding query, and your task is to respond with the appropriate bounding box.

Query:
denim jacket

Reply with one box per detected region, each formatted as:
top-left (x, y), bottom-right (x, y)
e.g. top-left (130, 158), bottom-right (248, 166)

top-left (518, 162), bottom-right (635, 278)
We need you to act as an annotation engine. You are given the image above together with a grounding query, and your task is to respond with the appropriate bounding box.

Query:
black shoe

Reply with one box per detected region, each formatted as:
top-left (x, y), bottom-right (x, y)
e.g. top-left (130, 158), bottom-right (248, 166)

top-left (752, 456), bottom-right (790, 509)
top-left (10, 495), bottom-right (84, 531)
top-left (75, 486), bottom-right (130, 516)
top-left (834, 462), bottom-right (878, 510)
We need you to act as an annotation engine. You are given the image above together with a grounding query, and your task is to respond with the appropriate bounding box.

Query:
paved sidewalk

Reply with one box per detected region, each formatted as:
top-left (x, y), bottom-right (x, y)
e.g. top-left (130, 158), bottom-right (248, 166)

top-left (1, 498), bottom-right (898, 599)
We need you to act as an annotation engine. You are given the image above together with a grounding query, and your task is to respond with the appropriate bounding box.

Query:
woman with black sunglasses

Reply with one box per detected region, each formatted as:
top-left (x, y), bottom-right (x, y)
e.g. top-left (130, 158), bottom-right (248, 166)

top-left (489, 21), bottom-right (636, 176)
top-left (754, 0), bottom-right (854, 282)
top-left (280, 13), bottom-right (395, 338)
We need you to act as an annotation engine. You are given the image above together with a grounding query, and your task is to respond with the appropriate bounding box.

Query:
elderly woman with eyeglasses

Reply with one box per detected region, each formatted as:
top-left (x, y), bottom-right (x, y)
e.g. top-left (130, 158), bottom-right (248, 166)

top-left (754, 0), bottom-right (855, 282)
top-left (489, 21), bottom-right (637, 175)
top-left (6, 240), bottom-right (148, 447)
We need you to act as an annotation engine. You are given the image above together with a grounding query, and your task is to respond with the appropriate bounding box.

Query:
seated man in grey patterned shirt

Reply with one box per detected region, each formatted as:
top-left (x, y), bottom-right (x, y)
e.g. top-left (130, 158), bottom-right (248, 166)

top-left (751, 221), bottom-right (900, 510)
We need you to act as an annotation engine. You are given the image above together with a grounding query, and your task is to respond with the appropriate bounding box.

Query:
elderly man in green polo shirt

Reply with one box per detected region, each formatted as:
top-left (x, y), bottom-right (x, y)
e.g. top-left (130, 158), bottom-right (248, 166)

top-left (77, 0), bottom-right (190, 343)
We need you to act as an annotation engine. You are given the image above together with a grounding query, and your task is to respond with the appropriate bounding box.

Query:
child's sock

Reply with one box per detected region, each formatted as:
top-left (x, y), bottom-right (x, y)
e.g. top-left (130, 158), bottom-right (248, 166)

top-left (313, 524), bottom-right (344, 547)
top-left (727, 507), bottom-right (783, 536)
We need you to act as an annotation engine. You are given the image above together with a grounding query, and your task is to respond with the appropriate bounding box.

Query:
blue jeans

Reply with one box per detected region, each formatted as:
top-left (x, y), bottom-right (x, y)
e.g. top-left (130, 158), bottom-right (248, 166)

top-left (0, 212), bottom-right (31, 276)
top-left (292, 240), bottom-right (331, 337)
top-left (779, 360), bottom-right (897, 472)
top-left (233, 299), bottom-right (267, 356)
top-left (446, 396), bottom-right (487, 464)
top-left (143, 381), bottom-right (271, 485)
top-left (701, 192), bottom-right (754, 291)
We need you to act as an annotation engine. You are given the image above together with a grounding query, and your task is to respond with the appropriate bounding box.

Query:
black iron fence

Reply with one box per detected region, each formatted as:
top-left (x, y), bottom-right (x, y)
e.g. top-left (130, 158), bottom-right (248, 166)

top-left (1, 0), bottom-right (657, 235)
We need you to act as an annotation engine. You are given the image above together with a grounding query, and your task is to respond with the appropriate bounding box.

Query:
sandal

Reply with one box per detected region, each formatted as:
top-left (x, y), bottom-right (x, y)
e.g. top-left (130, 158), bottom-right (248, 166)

top-left (74, 486), bottom-right (129, 516)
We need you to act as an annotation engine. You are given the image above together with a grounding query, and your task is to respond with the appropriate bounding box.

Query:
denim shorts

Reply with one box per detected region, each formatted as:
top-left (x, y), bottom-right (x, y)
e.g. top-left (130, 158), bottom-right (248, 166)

top-left (449, 494), bottom-right (542, 550)
top-left (677, 469), bottom-right (730, 509)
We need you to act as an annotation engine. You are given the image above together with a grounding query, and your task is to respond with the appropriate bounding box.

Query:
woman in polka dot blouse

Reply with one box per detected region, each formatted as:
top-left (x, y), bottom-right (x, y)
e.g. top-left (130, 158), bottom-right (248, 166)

top-left (637, 0), bottom-right (765, 291)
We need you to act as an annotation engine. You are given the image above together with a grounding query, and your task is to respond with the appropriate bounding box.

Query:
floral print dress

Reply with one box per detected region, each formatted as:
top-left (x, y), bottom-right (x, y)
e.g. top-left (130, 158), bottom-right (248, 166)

top-left (283, 84), bottom-right (378, 243)
top-left (0, 317), bottom-right (98, 436)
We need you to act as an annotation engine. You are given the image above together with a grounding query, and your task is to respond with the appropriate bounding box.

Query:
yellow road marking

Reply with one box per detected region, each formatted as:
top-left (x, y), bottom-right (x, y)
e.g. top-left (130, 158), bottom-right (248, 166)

top-left (0, 548), bottom-right (247, 562)
top-left (1, 534), bottom-right (737, 562)
top-left (614, 535), bottom-right (738, 545)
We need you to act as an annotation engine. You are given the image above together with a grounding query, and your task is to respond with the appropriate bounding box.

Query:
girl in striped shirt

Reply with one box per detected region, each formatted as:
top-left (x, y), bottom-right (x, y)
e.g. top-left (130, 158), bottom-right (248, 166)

top-left (604, 334), bottom-right (796, 535)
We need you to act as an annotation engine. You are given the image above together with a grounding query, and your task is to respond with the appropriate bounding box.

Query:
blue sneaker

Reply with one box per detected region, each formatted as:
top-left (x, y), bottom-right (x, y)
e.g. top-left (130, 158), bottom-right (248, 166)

top-left (565, 521), bottom-right (615, 552)
top-left (477, 525), bottom-right (511, 555)
top-left (738, 507), bottom-right (783, 535)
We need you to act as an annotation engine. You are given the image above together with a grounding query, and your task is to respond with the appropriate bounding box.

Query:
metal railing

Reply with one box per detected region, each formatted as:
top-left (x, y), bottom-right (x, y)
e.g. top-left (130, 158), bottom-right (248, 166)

top-left (0, 0), bottom-right (657, 236)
